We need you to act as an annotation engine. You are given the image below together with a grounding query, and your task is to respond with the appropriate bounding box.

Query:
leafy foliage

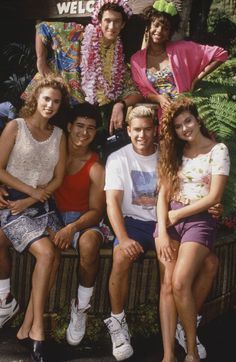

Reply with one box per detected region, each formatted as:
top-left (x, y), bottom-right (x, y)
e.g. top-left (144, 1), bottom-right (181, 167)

top-left (207, 10), bottom-right (236, 56)
top-left (2, 42), bottom-right (36, 109)
top-left (188, 60), bottom-right (236, 215)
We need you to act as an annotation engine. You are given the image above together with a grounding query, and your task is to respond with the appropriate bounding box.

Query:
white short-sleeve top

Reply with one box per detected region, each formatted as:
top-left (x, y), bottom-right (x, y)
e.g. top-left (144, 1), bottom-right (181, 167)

top-left (176, 143), bottom-right (230, 204)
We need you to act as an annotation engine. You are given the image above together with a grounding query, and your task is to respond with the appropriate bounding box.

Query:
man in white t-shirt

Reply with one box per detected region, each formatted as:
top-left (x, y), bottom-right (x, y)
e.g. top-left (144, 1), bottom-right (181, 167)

top-left (103, 105), bottom-right (219, 361)
top-left (104, 106), bottom-right (158, 361)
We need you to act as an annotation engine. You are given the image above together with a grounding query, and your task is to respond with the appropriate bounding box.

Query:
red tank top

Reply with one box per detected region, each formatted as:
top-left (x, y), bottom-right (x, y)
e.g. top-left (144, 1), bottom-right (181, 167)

top-left (55, 152), bottom-right (99, 212)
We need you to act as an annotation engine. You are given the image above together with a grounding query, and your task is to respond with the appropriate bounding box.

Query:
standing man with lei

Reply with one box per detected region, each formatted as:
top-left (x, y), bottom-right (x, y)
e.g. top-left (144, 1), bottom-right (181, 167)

top-left (22, 0), bottom-right (143, 138)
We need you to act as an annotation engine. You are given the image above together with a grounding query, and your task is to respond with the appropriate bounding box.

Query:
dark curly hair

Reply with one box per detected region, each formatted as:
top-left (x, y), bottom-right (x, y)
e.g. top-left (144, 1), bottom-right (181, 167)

top-left (98, 3), bottom-right (129, 24)
top-left (143, 4), bottom-right (180, 38)
top-left (69, 102), bottom-right (102, 128)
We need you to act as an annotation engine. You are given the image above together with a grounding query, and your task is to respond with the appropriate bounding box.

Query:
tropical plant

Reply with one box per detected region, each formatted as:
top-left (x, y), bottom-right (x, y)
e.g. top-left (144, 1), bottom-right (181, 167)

top-left (2, 42), bottom-right (37, 109)
top-left (189, 59), bottom-right (236, 216)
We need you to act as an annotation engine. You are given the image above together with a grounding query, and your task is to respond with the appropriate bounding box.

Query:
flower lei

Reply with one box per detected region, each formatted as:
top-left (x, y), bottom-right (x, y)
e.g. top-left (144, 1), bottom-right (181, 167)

top-left (80, 24), bottom-right (125, 105)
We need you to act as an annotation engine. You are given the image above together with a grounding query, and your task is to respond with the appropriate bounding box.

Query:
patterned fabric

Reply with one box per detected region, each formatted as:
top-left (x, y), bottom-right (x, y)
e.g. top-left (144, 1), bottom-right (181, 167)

top-left (22, 22), bottom-right (138, 106)
top-left (1, 190), bottom-right (62, 253)
top-left (146, 65), bottom-right (177, 99)
top-left (176, 143), bottom-right (230, 204)
top-left (6, 118), bottom-right (62, 188)
top-left (22, 22), bottom-right (85, 104)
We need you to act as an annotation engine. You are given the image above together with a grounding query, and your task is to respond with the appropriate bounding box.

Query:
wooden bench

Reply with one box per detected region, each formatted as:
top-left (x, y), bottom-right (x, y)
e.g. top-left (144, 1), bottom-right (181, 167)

top-left (11, 234), bottom-right (236, 324)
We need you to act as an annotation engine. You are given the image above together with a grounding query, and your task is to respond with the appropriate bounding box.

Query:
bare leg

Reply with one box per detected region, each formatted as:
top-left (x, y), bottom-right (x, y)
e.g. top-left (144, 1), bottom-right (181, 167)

top-left (109, 245), bottom-right (133, 314)
top-left (193, 252), bottom-right (219, 313)
top-left (173, 242), bottom-right (210, 361)
top-left (17, 246), bottom-right (60, 340)
top-left (78, 230), bottom-right (102, 287)
top-left (156, 238), bottom-right (179, 362)
top-left (16, 238), bottom-right (58, 341)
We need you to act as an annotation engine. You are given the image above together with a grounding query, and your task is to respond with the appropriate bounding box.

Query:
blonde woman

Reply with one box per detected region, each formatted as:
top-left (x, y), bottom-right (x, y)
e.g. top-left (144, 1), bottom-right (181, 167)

top-left (0, 76), bottom-right (68, 361)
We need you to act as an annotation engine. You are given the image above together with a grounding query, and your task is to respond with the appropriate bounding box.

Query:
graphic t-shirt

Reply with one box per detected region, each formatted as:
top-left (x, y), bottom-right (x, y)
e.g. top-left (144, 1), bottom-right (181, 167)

top-left (105, 144), bottom-right (158, 222)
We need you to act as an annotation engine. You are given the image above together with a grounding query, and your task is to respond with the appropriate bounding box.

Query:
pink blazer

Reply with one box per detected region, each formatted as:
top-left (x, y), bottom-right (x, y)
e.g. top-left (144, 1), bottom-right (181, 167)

top-left (131, 40), bottom-right (228, 97)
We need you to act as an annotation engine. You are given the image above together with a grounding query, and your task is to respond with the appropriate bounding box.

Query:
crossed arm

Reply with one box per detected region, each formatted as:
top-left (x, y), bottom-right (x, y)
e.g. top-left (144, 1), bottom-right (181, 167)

top-left (156, 174), bottom-right (228, 261)
top-left (0, 121), bottom-right (66, 213)
top-left (53, 161), bottom-right (106, 250)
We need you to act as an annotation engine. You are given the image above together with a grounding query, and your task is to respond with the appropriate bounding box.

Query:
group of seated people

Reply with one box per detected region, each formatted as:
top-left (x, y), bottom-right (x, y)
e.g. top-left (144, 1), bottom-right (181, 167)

top-left (0, 1), bottom-right (230, 362)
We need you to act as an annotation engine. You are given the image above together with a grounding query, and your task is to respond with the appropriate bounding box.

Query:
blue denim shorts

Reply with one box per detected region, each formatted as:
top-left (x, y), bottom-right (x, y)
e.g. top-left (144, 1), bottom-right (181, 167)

top-left (114, 216), bottom-right (156, 252)
top-left (60, 211), bottom-right (104, 249)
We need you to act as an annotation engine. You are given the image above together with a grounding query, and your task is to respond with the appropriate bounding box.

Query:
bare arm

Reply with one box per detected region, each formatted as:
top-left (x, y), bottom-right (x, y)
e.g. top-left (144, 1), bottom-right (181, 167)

top-left (168, 174), bottom-right (228, 225)
top-left (109, 93), bottom-right (144, 135)
top-left (156, 183), bottom-right (176, 261)
top-left (35, 29), bottom-right (52, 76)
top-left (0, 185), bottom-right (9, 208)
top-left (106, 189), bottom-right (144, 259)
top-left (146, 92), bottom-right (171, 110)
top-left (0, 123), bottom-right (66, 204)
top-left (54, 161), bottom-right (105, 250)
top-left (191, 60), bottom-right (224, 91)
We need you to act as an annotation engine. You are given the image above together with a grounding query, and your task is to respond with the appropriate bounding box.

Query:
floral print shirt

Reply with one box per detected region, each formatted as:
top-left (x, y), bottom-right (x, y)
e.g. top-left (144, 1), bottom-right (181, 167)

top-left (22, 22), bottom-right (138, 106)
top-left (176, 143), bottom-right (230, 204)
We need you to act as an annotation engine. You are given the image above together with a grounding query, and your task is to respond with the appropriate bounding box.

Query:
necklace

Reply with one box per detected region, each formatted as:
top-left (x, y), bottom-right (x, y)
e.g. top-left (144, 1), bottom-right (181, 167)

top-left (81, 24), bottom-right (125, 105)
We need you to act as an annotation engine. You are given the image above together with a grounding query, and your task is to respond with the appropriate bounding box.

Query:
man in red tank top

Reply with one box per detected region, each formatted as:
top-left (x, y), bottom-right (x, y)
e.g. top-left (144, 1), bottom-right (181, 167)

top-left (53, 103), bottom-right (106, 346)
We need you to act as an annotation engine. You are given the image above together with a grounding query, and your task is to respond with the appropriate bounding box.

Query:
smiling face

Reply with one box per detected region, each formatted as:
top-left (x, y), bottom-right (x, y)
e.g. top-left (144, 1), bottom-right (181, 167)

top-left (127, 117), bottom-right (156, 156)
top-left (149, 17), bottom-right (171, 46)
top-left (173, 111), bottom-right (201, 143)
top-left (36, 87), bottom-right (62, 119)
top-left (100, 10), bottom-right (125, 46)
top-left (68, 117), bottom-right (97, 148)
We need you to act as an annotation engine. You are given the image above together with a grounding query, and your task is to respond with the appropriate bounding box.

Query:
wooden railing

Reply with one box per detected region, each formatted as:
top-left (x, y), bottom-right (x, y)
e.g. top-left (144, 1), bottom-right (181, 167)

top-left (11, 234), bottom-right (236, 323)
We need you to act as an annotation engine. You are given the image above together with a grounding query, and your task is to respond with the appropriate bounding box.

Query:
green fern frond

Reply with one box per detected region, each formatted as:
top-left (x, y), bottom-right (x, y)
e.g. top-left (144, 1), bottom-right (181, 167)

top-left (188, 59), bottom-right (236, 216)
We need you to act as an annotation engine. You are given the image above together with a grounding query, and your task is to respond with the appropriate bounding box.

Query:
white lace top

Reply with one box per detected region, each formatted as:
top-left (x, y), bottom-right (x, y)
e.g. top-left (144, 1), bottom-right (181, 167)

top-left (6, 118), bottom-right (63, 188)
top-left (176, 143), bottom-right (230, 204)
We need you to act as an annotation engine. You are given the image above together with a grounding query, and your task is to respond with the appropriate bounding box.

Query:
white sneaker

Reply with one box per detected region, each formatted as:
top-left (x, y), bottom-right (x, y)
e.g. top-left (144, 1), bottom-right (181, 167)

top-left (104, 316), bottom-right (133, 361)
top-left (176, 319), bottom-right (207, 359)
top-left (66, 299), bottom-right (90, 346)
top-left (0, 294), bottom-right (19, 328)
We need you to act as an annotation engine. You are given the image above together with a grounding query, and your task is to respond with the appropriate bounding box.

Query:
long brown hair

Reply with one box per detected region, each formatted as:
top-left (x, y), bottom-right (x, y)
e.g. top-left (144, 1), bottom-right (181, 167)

top-left (158, 96), bottom-right (212, 198)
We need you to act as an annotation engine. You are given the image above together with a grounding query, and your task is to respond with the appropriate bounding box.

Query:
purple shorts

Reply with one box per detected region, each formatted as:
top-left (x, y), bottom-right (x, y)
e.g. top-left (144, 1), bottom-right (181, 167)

top-left (154, 201), bottom-right (217, 250)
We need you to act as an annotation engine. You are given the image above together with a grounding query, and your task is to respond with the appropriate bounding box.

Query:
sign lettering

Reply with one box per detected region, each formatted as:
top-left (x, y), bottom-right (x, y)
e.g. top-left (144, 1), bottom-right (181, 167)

top-left (56, 1), bottom-right (96, 15)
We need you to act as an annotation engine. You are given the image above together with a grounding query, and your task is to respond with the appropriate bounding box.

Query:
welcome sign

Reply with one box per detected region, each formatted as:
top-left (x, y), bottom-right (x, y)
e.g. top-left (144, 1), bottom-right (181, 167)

top-left (56, 1), bottom-right (95, 16)
top-left (23, 0), bottom-right (154, 19)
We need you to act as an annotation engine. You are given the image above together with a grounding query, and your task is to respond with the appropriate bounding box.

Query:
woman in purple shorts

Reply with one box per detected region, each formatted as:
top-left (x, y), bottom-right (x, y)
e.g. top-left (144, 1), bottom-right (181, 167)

top-left (154, 97), bottom-right (230, 362)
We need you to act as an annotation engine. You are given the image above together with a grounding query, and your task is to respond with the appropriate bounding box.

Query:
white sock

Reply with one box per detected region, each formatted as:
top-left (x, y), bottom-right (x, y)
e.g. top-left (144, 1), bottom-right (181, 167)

top-left (0, 278), bottom-right (10, 300)
top-left (111, 310), bottom-right (125, 323)
top-left (197, 314), bottom-right (202, 327)
top-left (77, 285), bottom-right (93, 309)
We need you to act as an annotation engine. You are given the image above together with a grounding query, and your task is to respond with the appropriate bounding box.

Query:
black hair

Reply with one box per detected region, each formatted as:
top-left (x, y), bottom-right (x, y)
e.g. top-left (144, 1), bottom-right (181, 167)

top-left (143, 5), bottom-right (180, 37)
top-left (98, 3), bottom-right (128, 24)
top-left (69, 102), bottom-right (102, 128)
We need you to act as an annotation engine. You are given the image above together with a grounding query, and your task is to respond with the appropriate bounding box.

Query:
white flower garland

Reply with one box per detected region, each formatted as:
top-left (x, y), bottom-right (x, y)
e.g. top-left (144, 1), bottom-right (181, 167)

top-left (81, 24), bottom-right (125, 104)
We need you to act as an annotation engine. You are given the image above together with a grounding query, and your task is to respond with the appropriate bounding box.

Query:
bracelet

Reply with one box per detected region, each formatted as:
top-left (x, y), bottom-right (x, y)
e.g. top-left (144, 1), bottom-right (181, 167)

top-left (115, 100), bottom-right (127, 113)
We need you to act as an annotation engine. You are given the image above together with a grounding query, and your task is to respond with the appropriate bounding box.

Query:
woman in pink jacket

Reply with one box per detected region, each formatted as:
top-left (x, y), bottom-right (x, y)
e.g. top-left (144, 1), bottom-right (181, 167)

top-left (131, 0), bottom-right (228, 113)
